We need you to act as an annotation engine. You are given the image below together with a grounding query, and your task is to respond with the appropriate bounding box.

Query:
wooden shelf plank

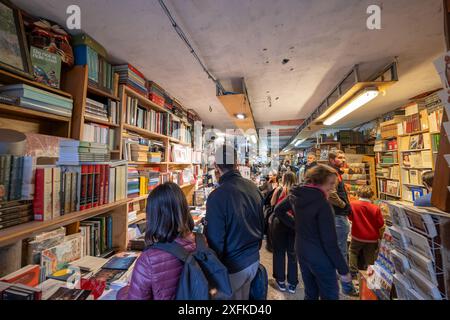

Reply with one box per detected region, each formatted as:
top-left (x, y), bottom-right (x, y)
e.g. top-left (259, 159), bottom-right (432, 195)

top-left (127, 161), bottom-right (168, 165)
top-left (0, 68), bottom-right (72, 99)
top-left (169, 137), bottom-right (191, 146)
top-left (0, 103), bottom-right (71, 123)
top-left (87, 85), bottom-right (120, 101)
top-left (400, 149), bottom-right (431, 153)
top-left (379, 192), bottom-right (401, 198)
top-left (376, 149), bottom-right (398, 152)
top-left (84, 115), bottom-right (120, 127)
top-left (376, 177), bottom-right (400, 181)
top-left (398, 129), bottom-right (430, 137)
top-left (0, 200), bottom-right (127, 247)
top-left (403, 183), bottom-right (426, 188)
top-left (401, 166), bottom-right (433, 170)
top-left (127, 194), bottom-right (149, 203)
top-left (123, 86), bottom-right (167, 113)
top-left (123, 124), bottom-right (168, 140)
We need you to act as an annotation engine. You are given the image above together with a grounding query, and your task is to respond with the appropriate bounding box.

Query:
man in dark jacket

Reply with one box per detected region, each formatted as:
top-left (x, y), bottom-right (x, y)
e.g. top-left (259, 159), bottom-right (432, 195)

top-left (328, 150), bottom-right (357, 296)
top-left (205, 144), bottom-right (264, 300)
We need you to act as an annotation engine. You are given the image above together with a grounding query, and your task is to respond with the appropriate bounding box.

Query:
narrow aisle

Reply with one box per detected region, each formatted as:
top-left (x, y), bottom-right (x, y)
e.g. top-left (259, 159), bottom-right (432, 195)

top-left (260, 241), bottom-right (359, 300)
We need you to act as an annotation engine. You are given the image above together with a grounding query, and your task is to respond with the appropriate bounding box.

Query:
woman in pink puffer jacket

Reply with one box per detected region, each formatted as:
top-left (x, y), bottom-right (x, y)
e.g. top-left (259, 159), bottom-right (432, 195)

top-left (118, 182), bottom-right (196, 300)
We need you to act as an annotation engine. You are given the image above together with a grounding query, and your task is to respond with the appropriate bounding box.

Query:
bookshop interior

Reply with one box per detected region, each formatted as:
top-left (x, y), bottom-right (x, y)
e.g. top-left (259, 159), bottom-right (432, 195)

top-left (2, 0), bottom-right (450, 302)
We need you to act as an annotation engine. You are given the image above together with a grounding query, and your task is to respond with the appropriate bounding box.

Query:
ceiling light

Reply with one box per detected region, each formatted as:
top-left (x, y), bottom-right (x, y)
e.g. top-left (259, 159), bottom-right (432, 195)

top-left (323, 88), bottom-right (379, 126)
top-left (235, 113), bottom-right (246, 120)
top-left (295, 139), bottom-right (306, 147)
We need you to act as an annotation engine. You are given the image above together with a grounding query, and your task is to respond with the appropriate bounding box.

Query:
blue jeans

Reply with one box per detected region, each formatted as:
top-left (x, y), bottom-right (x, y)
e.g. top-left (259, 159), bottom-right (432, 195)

top-left (335, 215), bottom-right (349, 262)
top-left (299, 260), bottom-right (339, 300)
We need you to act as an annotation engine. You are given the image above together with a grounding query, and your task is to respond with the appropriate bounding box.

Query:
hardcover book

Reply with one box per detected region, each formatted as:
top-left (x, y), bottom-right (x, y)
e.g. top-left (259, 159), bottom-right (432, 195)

top-left (30, 46), bottom-right (62, 89)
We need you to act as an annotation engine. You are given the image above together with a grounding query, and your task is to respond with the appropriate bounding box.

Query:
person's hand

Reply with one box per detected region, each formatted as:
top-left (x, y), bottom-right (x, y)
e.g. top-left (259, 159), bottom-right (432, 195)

top-left (340, 273), bottom-right (352, 283)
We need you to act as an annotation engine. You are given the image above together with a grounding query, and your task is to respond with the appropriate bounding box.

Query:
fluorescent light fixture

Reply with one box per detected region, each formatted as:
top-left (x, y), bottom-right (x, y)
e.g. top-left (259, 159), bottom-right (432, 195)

top-left (294, 139), bottom-right (306, 147)
top-left (235, 113), bottom-right (246, 120)
top-left (323, 88), bottom-right (379, 126)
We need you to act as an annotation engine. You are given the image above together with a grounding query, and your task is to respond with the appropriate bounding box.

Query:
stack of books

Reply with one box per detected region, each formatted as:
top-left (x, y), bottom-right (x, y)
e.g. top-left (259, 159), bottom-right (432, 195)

top-left (0, 281), bottom-right (42, 300)
top-left (85, 98), bottom-right (108, 122)
top-left (148, 151), bottom-right (161, 163)
top-left (58, 140), bottom-right (80, 165)
top-left (0, 200), bottom-right (33, 231)
top-left (0, 84), bottom-right (73, 117)
top-left (113, 64), bottom-right (147, 97)
top-left (79, 142), bottom-right (110, 162)
top-left (130, 144), bottom-right (149, 162)
top-left (146, 81), bottom-right (165, 107)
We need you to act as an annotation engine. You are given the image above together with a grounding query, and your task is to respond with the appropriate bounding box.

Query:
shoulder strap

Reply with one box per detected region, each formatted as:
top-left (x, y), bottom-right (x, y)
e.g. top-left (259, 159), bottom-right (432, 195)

top-left (194, 232), bottom-right (208, 251)
top-left (151, 241), bottom-right (190, 262)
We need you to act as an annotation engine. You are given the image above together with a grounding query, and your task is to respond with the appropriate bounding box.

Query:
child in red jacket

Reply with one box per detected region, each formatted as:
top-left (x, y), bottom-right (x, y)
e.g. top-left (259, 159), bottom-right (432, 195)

top-left (348, 186), bottom-right (384, 277)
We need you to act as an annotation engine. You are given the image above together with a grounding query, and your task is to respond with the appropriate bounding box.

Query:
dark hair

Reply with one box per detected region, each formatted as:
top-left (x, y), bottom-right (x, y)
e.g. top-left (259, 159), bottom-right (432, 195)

top-left (145, 182), bottom-right (193, 245)
top-left (282, 171), bottom-right (297, 191)
top-left (304, 164), bottom-right (337, 185)
top-left (357, 185), bottom-right (374, 199)
top-left (422, 171), bottom-right (434, 189)
top-left (328, 150), bottom-right (344, 161)
top-left (215, 143), bottom-right (238, 172)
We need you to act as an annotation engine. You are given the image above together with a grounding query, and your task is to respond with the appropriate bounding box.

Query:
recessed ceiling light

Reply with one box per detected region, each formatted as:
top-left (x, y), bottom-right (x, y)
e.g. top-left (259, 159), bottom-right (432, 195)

top-left (235, 113), bottom-right (246, 120)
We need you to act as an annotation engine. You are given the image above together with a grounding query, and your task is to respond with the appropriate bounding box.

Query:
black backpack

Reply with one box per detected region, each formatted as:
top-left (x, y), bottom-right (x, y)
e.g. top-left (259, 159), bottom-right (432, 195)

top-left (149, 233), bottom-right (233, 300)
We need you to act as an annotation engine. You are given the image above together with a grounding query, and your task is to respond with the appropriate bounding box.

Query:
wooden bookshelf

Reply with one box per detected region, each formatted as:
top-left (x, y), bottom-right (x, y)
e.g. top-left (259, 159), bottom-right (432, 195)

top-left (87, 85), bottom-right (120, 101)
top-left (0, 200), bottom-right (127, 247)
top-left (123, 86), bottom-right (167, 113)
top-left (0, 68), bottom-right (72, 99)
top-left (0, 103), bottom-right (71, 123)
top-left (398, 129), bottom-right (430, 137)
top-left (127, 194), bottom-right (149, 203)
top-left (84, 115), bottom-right (120, 128)
top-left (123, 123), bottom-right (169, 141)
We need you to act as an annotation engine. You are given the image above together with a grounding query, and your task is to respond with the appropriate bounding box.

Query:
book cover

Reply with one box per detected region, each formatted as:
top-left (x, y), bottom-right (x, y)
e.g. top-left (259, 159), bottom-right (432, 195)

top-left (91, 268), bottom-right (125, 284)
top-left (403, 229), bottom-right (433, 261)
top-left (21, 156), bottom-right (35, 200)
top-left (0, 265), bottom-right (40, 287)
top-left (30, 46), bottom-right (62, 89)
top-left (33, 167), bottom-right (53, 221)
top-left (402, 207), bottom-right (437, 237)
top-left (390, 249), bottom-right (410, 275)
top-left (406, 247), bottom-right (438, 286)
top-left (406, 268), bottom-right (442, 300)
top-left (40, 234), bottom-right (83, 276)
top-left (47, 287), bottom-right (92, 300)
top-left (102, 255), bottom-right (137, 270)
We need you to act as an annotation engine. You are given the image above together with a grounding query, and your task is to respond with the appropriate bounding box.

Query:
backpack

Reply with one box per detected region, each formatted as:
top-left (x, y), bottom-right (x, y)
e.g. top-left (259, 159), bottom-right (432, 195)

top-left (149, 233), bottom-right (233, 300)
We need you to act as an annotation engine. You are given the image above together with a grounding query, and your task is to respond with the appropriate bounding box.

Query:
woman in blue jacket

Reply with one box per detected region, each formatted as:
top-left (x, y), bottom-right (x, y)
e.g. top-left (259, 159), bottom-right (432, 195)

top-left (274, 164), bottom-right (353, 300)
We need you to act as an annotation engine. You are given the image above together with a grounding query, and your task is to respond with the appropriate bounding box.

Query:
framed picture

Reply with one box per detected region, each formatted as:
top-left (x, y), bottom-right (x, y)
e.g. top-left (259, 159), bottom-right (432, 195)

top-left (0, 0), bottom-right (32, 77)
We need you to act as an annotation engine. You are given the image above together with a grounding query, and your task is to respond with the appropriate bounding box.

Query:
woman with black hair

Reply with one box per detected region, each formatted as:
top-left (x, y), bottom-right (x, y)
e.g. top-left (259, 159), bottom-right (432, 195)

top-left (118, 182), bottom-right (196, 300)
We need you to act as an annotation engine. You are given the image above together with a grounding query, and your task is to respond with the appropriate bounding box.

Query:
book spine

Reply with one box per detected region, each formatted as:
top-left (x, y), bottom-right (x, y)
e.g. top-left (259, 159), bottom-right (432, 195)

top-left (87, 164), bottom-right (94, 209)
top-left (70, 172), bottom-right (77, 212)
top-left (9, 156), bottom-right (19, 201)
top-left (107, 215), bottom-right (113, 249)
top-left (93, 164), bottom-right (100, 207)
top-left (0, 155), bottom-right (11, 202)
top-left (52, 167), bottom-right (61, 218)
top-left (109, 167), bottom-right (115, 203)
top-left (43, 168), bottom-right (53, 221)
top-left (33, 168), bottom-right (44, 221)
top-left (80, 165), bottom-right (88, 211)
top-left (99, 164), bottom-right (104, 206)
top-left (64, 172), bottom-right (71, 214)
top-left (76, 167), bottom-right (81, 212)
top-left (60, 169), bottom-right (65, 215)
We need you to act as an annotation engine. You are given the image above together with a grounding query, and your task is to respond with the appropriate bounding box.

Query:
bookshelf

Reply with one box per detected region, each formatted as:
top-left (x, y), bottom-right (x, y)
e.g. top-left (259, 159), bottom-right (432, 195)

top-left (343, 154), bottom-right (377, 199)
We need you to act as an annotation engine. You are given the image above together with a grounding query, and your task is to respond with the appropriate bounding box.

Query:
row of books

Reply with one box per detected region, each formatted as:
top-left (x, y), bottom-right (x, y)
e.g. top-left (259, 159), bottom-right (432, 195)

top-left (0, 84), bottom-right (73, 118)
top-left (125, 96), bottom-right (170, 135)
top-left (171, 168), bottom-right (194, 186)
top-left (169, 143), bottom-right (193, 163)
top-left (377, 179), bottom-right (400, 197)
top-left (114, 64), bottom-right (148, 97)
top-left (401, 150), bottom-right (433, 168)
top-left (80, 215), bottom-right (113, 257)
top-left (170, 119), bottom-right (192, 144)
top-left (398, 133), bottom-right (431, 151)
top-left (374, 139), bottom-right (398, 152)
top-left (0, 200), bottom-right (33, 231)
top-left (377, 152), bottom-right (398, 164)
top-left (377, 166), bottom-right (400, 180)
top-left (83, 123), bottom-right (117, 151)
top-left (33, 162), bottom-right (127, 222)
top-left (73, 34), bottom-right (114, 94)
top-left (386, 202), bottom-right (445, 300)
top-left (0, 155), bottom-right (34, 202)
top-left (337, 130), bottom-right (365, 144)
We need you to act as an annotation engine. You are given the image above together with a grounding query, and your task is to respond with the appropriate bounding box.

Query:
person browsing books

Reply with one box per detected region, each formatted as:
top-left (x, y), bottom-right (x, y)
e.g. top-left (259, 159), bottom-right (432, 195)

top-left (205, 144), bottom-right (264, 300)
top-left (117, 182), bottom-right (196, 300)
top-left (413, 171), bottom-right (434, 207)
top-left (273, 164), bottom-right (353, 300)
top-left (270, 171), bottom-right (299, 294)
top-left (348, 186), bottom-right (384, 277)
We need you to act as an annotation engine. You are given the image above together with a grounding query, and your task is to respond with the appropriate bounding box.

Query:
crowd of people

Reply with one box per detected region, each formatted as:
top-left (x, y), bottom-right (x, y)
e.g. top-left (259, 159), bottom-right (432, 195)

top-left (117, 144), bottom-right (435, 300)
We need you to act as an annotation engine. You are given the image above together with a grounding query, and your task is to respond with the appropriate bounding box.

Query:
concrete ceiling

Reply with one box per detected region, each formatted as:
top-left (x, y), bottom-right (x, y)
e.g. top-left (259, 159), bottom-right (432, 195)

top-left (13, 0), bottom-right (446, 137)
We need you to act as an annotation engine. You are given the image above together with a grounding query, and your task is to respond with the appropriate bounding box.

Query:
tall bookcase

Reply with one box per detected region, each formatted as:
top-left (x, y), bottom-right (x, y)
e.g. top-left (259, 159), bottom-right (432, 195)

top-left (0, 65), bottom-right (201, 276)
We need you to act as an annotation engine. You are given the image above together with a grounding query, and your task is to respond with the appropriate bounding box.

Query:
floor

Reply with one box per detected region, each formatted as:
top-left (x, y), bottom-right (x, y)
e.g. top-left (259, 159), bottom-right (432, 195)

top-left (259, 241), bottom-right (359, 300)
